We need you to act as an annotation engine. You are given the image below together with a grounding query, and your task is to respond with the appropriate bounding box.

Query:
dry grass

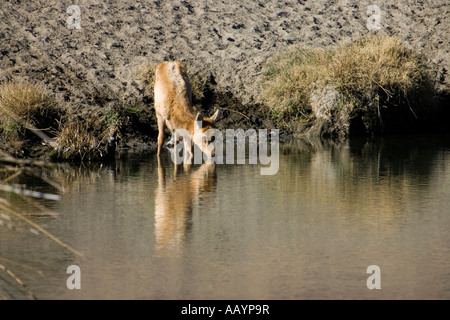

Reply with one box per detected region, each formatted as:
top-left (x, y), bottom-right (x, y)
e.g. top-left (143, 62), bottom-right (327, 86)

top-left (189, 72), bottom-right (207, 103)
top-left (260, 47), bottom-right (334, 117)
top-left (53, 120), bottom-right (99, 161)
top-left (0, 80), bottom-right (117, 160)
top-left (330, 35), bottom-right (432, 112)
top-left (135, 61), bottom-right (159, 91)
top-left (52, 111), bottom-right (121, 162)
top-left (260, 34), bottom-right (432, 119)
top-left (0, 80), bottom-right (57, 138)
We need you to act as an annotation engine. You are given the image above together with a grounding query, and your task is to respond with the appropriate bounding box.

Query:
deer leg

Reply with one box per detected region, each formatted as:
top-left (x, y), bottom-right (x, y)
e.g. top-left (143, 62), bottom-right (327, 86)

top-left (156, 114), bottom-right (166, 156)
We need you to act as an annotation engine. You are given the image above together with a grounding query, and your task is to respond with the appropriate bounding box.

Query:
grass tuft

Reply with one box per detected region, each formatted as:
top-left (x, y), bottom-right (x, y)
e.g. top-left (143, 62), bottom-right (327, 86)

top-left (260, 34), bottom-right (433, 122)
top-left (53, 120), bottom-right (100, 161)
top-left (135, 61), bottom-right (159, 92)
top-left (0, 80), bottom-right (57, 139)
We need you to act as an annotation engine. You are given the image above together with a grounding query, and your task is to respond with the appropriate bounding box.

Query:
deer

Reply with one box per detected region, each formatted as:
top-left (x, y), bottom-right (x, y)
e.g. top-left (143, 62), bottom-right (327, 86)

top-left (153, 61), bottom-right (220, 161)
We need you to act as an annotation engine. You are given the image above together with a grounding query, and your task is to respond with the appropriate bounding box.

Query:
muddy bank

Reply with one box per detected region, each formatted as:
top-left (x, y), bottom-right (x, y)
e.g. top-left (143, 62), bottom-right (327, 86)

top-left (0, 0), bottom-right (449, 159)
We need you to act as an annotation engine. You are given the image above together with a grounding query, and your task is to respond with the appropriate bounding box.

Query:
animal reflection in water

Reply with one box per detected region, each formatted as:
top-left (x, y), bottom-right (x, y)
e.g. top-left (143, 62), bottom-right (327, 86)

top-left (154, 158), bottom-right (216, 253)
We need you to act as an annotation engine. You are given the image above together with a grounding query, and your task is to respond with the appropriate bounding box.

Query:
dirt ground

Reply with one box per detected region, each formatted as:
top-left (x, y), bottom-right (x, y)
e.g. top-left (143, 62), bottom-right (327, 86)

top-left (0, 0), bottom-right (449, 154)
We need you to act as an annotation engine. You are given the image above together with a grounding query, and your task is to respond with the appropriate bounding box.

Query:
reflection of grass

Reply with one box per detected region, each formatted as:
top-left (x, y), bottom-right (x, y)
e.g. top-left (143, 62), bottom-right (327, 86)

top-left (0, 151), bottom-right (82, 299)
top-left (277, 136), bottom-right (444, 228)
top-left (0, 259), bottom-right (36, 300)
top-left (260, 34), bottom-right (432, 120)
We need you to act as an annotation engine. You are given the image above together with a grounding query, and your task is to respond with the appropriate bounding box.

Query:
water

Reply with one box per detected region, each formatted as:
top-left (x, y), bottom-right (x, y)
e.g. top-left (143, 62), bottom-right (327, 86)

top-left (1, 134), bottom-right (449, 299)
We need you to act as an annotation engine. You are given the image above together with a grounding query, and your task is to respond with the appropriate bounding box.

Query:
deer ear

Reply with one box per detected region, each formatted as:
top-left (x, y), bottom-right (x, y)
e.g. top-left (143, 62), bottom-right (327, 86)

top-left (210, 109), bottom-right (220, 123)
top-left (194, 113), bottom-right (203, 130)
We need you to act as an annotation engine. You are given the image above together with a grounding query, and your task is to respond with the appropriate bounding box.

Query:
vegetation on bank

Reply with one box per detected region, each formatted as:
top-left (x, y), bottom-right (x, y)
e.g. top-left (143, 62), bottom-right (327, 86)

top-left (260, 34), bottom-right (433, 136)
top-left (0, 79), bottom-right (122, 161)
top-left (0, 80), bottom-right (58, 140)
top-left (0, 63), bottom-right (208, 162)
top-left (0, 35), bottom-right (439, 161)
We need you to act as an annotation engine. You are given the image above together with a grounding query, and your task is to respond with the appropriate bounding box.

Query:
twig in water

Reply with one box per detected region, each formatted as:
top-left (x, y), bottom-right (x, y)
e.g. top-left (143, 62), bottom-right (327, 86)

top-left (0, 262), bottom-right (36, 300)
top-left (0, 185), bottom-right (61, 201)
top-left (0, 169), bottom-right (23, 184)
top-left (24, 168), bottom-right (66, 193)
top-left (0, 257), bottom-right (44, 277)
top-left (0, 202), bottom-right (83, 257)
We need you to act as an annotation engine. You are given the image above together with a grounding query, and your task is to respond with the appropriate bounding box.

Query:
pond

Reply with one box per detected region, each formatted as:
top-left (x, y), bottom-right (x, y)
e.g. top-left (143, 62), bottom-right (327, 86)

top-left (1, 134), bottom-right (449, 299)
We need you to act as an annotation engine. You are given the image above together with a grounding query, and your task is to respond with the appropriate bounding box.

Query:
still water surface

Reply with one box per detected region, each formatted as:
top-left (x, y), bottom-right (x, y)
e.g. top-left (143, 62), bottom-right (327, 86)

top-left (1, 134), bottom-right (449, 299)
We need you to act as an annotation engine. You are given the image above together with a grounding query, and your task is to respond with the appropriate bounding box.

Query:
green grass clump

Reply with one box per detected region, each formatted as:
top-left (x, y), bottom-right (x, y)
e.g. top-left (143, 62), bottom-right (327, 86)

top-left (125, 106), bottom-right (141, 117)
top-left (260, 34), bottom-right (432, 120)
top-left (104, 108), bottom-right (123, 128)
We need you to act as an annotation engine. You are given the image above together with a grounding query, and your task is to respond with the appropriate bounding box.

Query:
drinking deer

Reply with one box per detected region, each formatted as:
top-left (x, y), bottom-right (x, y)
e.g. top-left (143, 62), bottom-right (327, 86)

top-left (153, 61), bottom-right (220, 160)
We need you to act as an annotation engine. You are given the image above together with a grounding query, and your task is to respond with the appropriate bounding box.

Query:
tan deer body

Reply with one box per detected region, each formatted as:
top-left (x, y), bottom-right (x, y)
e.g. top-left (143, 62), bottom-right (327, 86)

top-left (153, 61), bottom-right (219, 158)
